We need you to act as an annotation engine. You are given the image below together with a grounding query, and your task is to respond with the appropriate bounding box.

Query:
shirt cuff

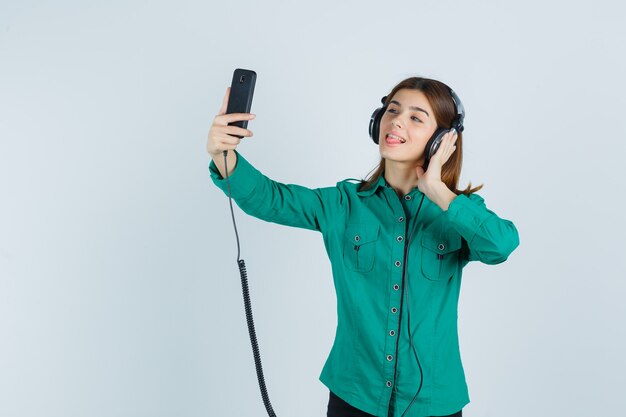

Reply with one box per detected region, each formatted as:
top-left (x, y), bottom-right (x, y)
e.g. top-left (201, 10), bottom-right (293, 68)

top-left (445, 194), bottom-right (492, 242)
top-left (208, 151), bottom-right (262, 200)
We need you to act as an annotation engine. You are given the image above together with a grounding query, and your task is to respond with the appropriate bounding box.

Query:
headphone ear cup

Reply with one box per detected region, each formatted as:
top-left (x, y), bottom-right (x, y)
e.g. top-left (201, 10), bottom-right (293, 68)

top-left (423, 128), bottom-right (448, 170)
top-left (369, 107), bottom-right (385, 144)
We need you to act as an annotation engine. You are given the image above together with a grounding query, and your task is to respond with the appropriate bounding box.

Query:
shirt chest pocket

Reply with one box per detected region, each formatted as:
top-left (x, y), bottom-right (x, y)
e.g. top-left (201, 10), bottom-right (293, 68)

top-left (420, 232), bottom-right (463, 281)
top-left (343, 224), bottom-right (380, 273)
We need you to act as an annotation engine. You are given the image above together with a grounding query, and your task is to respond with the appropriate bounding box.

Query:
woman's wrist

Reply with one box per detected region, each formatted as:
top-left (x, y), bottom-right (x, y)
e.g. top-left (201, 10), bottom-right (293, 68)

top-left (424, 181), bottom-right (457, 211)
top-left (212, 149), bottom-right (238, 178)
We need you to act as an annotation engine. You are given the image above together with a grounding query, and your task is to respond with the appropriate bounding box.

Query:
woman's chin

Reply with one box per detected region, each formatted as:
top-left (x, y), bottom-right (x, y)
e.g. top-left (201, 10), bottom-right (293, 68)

top-left (380, 148), bottom-right (424, 165)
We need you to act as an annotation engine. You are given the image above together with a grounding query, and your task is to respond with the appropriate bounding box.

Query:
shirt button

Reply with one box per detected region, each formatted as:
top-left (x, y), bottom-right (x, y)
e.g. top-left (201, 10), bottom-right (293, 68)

top-left (396, 236), bottom-right (403, 242)
top-left (386, 381), bottom-right (392, 388)
top-left (389, 330), bottom-right (396, 336)
top-left (438, 243), bottom-right (445, 251)
top-left (355, 235), bottom-right (361, 242)
top-left (387, 355), bottom-right (393, 361)
top-left (404, 195), bottom-right (412, 201)
top-left (398, 217), bottom-right (404, 222)
top-left (393, 284), bottom-right (399, 291)
top-left (391, 307), bottom-right (397, 314)
top-left (394, 260), bottom-right (401, 267)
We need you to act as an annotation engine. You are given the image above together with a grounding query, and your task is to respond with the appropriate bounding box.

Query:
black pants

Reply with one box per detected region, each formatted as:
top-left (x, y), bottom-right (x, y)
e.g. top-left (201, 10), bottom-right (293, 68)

top-left (327, 391), bottom-right (462, 417)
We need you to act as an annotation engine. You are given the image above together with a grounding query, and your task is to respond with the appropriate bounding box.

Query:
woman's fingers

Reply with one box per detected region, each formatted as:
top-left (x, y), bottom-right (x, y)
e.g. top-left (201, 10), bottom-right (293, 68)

top-left (210, 132), bottom-right (242, 153)
top-left (221, 125), bottom-right (254, 138)
top-left (214, 112), bottom-right (256, 126)
top-left (433, 129), bottom-right (458, 162)
top-left (441, 129), bottom-right (458, 150)
top-left (212, 126), bottom-right (252, 147)
top-left (219, 134), bottom-right (241, 146)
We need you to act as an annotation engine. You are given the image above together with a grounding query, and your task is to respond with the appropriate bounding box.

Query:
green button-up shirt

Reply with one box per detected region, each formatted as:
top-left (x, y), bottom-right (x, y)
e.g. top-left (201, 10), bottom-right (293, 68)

top-left (209, 153), bottom-right (519, 417)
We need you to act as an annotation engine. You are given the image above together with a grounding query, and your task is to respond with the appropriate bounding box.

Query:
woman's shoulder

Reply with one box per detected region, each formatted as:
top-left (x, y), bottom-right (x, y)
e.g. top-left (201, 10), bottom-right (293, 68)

top-left (465, 192), bottom-right (485, 203)
top-left (336, 178), bottom-right (361, 187)
top-left (335, 178), bottom-right (372, 195)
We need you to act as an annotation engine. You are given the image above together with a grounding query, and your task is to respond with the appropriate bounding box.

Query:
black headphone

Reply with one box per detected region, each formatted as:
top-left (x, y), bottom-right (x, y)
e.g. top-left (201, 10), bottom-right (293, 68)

top-left (368, 88), bottom-right (465, 170)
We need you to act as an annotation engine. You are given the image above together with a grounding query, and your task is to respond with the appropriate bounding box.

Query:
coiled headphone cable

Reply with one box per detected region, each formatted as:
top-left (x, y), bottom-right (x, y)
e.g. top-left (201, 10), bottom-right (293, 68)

top-left (223, 150), bottom-right (277, 417)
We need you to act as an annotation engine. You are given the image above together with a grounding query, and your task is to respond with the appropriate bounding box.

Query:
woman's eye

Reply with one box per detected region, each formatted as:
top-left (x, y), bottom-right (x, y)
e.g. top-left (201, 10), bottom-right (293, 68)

top-left (386, 108), bottom-right (398, 114)
top-left (411, 116), bottom-right (422, 123)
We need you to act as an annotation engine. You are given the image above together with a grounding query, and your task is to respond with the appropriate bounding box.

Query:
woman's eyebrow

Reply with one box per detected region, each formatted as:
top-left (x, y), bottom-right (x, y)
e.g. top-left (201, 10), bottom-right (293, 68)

top-left (389, 100), bottom-right (430, 117)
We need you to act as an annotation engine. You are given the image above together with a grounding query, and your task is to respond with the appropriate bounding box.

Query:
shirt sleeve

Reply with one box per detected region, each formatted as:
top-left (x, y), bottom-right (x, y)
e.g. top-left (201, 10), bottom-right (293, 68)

top-left (445, 193), bottom-right (520, 264)
top-left (208, 152), bottom-right (342, 232)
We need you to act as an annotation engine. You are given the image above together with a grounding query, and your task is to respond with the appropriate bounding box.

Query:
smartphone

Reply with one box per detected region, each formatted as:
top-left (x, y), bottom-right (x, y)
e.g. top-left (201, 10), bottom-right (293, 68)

top-left (226, 68), bottom-right (256, 136)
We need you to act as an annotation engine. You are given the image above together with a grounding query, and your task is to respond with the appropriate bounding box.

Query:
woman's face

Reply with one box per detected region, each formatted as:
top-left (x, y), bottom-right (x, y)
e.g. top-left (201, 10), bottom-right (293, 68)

top-left (379, 88), bottom-right (438, 166)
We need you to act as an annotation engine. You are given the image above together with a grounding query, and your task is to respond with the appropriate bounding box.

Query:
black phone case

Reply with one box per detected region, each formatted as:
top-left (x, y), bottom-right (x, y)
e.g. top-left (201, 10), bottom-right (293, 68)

top-left (226, 69), bottom-right (256, 133)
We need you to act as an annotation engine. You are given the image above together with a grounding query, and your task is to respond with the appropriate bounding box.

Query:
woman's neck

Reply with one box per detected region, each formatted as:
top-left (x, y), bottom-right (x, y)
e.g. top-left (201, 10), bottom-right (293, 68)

top-left (383, 160), bottom-right (419, 197)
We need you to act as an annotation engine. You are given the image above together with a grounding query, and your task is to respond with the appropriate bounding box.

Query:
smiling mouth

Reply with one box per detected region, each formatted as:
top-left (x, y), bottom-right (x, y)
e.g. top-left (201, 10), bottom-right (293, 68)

top-left (385, 133), bottom-right (406, 144)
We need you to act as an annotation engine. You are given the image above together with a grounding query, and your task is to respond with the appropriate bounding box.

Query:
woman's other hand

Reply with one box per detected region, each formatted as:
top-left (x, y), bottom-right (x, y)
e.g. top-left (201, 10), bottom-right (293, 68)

top-left (415, 129), bottom-right (458, 210)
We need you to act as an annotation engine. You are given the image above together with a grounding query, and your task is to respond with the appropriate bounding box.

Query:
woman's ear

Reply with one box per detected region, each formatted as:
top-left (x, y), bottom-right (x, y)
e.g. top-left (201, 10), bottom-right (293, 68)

top-left (415, 165), bottom-right (425, 178)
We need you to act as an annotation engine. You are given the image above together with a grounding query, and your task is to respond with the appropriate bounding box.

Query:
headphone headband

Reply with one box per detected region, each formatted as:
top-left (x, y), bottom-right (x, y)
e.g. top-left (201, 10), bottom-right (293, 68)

top-left (449, 89), bottom-right (465, 132)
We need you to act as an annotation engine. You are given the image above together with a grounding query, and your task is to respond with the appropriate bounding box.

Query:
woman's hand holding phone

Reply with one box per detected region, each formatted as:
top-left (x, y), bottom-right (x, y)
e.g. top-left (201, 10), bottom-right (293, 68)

top-left (207, 87), bottom-right (256, 177)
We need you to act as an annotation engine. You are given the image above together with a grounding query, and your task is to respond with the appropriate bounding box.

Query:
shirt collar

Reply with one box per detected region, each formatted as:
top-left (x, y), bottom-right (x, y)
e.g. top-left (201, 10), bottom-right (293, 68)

top-left (356, 174), bottom-right (388, 197)
top-left (356, 173), bottom-right (424, 198)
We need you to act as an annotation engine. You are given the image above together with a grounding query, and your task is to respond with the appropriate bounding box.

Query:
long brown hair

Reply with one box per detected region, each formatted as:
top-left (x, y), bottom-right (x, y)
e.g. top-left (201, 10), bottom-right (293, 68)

top-left (360, 77), bottom-right (482, 195)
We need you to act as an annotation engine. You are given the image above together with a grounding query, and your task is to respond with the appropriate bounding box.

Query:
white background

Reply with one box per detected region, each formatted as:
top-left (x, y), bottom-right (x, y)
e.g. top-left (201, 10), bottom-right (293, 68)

top-left (1, 1), bottom-right (625, 416)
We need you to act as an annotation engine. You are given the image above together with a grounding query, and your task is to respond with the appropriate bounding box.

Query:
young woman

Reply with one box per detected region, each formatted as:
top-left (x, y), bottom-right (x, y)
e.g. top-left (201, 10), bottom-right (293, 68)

top-left (206, 77), bottom-right (519, 417)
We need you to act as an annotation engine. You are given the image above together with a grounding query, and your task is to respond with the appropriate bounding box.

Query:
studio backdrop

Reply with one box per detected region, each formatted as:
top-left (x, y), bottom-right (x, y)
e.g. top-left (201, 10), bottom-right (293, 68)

top-left (1, 1), bottom-right (625, 416)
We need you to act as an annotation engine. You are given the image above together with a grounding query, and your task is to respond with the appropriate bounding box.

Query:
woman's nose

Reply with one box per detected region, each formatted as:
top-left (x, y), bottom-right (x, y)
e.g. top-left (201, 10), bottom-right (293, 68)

top-left (391, 117), bottom-right (402, 128)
